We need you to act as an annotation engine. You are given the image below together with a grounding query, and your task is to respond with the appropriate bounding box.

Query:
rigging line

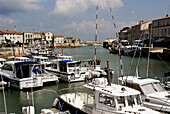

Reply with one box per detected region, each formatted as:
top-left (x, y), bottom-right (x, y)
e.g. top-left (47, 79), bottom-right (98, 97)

top-left (146, 32), bottom-right (152, 78)
top-left (107, 2), bottom-right (124, 85)
top-left (1, 75), bottom-right (7, 114)
top-left (156, 53), bottom-right (170, 70)
top-left (126, 26), bottom-right (145, 80)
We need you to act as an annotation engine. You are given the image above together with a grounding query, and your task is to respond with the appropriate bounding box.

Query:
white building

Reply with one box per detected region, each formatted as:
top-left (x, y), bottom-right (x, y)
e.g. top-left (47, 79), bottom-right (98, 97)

top-left (0, 30), bottom-right (23, 44)
top-left (53, 35), bottom-right (64, 44)
top-left (140, 21), bottom-right (152, 40)
top-left (45, 32), bottom-right (53, 44)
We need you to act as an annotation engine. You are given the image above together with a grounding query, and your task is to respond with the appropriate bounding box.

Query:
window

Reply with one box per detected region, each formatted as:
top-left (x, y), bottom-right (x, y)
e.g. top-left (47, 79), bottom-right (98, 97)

top-left (1, 64), bottom-right (13, 71)
top-left (141, 83), bottom-right (157, 94)
top-left (126, 96), bottom-right (135, 107)
top-left (168, 28), bottom-right (170, 34)
top-left (99, 93), bottom-right (115, 107)
top-left (116, 96), bottom-right (125, 110)
top-left (164, 28), bottom-right (167, 35)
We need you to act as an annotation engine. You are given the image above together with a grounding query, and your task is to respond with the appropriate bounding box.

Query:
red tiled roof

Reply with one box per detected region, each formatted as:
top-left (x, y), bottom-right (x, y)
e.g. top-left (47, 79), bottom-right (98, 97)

top-left (153, 16), bottom-right (170, 21)
top-left (0, 30), bottom-right (22, 35)
top-left (54, 35), bottom-right (64, 37)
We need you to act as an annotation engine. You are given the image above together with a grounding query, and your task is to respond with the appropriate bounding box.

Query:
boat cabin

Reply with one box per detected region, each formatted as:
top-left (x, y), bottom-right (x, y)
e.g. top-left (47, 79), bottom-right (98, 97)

top-left (83, 59), bottom-right (101, 70)
top-left (57, 78), bottom-right (159, 114)
top-left (13, 57), bottom-right (29, 62)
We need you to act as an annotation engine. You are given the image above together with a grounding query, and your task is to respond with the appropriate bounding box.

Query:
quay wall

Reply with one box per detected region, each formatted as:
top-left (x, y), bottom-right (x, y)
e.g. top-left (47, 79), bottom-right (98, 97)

top-left (0, 47), bottom-right (26, 59)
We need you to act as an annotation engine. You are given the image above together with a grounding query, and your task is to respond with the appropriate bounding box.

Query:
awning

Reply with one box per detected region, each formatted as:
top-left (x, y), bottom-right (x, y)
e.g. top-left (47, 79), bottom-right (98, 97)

top-left (59, 60), bottom-right (73, 62)
top-left (154, 38), bottom-right (165, 43)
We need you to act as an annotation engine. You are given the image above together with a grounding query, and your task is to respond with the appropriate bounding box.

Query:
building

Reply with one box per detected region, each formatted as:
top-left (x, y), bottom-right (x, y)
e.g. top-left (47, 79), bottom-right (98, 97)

top-left (32, 32), bottom-right (42, 44)
top-left (151, 15), bottom-right (170, 47)
top-left (44, 32), bottom-right (53, 45)
top-left (53, 35), bottom-right (64, 44)
top-left (140, 21), bottom-right (152, 41)
top-left (23, 32), bottom-right (33, 44)
top-left (64, 36), bottom-right (80, 43)
top-left (0, 30), bottom-right (23, 44)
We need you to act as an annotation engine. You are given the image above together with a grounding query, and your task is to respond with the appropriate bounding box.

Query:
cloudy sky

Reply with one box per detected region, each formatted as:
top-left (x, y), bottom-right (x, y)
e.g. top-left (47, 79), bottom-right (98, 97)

top-left (0, 0), bottom-right (169, 41)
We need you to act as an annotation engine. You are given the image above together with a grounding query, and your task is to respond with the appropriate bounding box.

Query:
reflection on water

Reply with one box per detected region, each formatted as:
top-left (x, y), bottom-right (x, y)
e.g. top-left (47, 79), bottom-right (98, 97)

top-left (0, 46), bottom-right (170, 113)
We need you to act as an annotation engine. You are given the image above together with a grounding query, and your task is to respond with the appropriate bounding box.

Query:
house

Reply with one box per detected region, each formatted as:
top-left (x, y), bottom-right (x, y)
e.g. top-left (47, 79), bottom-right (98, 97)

top-left (0, 30), bottom-right (23, 44)
top-left (53, 35), bottom-right (64, 44)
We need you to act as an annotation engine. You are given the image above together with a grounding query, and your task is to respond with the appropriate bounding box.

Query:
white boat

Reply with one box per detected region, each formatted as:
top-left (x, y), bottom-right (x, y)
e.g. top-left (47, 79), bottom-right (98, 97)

top-left (31, 56), bottom-right (51, 67)
top-left (0, 58), bottom-right (6, 68)
top-left (82, 59), bottom-right (109, 78)
top-left (119, 76), bottom-right (170, 112)
top-left (52, 78), bottom-right (159, 114)
top-left (46, 60), bottom-right (89, 82)
top-left (38, 48), bottom-right (56, 57)
top-left (56, 54), bottom-right (73, 61)
top-left (13, 56), bottom-right (29, 62)
top-left (0, 61), bottom-right (43, 89)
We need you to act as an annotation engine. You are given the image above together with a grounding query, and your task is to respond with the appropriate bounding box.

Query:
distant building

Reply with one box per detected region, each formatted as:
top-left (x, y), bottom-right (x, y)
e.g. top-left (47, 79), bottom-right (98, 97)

top-left (23, 32), bottom-right (33, 44)
top-left (33, 32), bottom-right (42, 44)
top-left (45, 32), bottom-right (53, 45)
top-left (0, 30), bottom-right (23, 44)
top-left (151, 15), bottom-right (170, 47)
top-left (141, 21), bottom-right (152, 40)
top-left (53, 35), bottom-right (64, 44)
top-left (103, 38), bottom-right (117, 48)
top-left (64, 36), bottom-right (80, 44)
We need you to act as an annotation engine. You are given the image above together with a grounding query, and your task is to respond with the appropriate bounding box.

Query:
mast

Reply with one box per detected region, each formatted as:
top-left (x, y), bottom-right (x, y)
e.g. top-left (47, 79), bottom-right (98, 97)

top-left (93, 3), bottom-right (98, 91)
top-left (108, 4), bottom-right (124, 85)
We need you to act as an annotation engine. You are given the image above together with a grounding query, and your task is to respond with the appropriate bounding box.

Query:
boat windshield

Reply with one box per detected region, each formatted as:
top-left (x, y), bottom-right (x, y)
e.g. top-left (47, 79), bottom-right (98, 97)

top-left (153, 82), bottom-right (164, 92)
top-left (141, 82), bottom-right (164, 94)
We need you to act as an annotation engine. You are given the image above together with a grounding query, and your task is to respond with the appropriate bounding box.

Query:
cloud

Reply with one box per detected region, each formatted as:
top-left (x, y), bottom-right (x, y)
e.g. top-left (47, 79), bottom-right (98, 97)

top-left (0, 0), bottom-right (42, 15)
top-left (117, 21), bottom-right (137, 30)
top-left (0, 17), bottom-right (15, 25)
top-left (49, 0), bottom-right (123, 17)
top-left (63, 18), bottom-right (113, 34)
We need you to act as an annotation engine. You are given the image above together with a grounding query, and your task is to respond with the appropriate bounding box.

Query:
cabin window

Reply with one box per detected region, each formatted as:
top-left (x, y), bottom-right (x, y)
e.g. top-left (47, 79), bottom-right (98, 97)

top-left (59, 62), bottom-right (67, 72)
top-left (126, 96), bottom-right (135, 107)
top-left (99, 93), bottom-right (115, 107)
top-left (116, 96), bottom-right (125, 110)
top-left (136, 94), bottom-right (142, 105)
top-left (141, 83), bottom-right (157, 94)
top-left (16, 65), bottom-right (30, 78)
top-left (2, 64), bottom-right (13, 71)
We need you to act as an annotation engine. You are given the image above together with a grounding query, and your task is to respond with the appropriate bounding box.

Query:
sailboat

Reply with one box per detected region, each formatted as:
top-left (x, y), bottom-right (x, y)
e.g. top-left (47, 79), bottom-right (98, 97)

top-left (118, 27), bottom-right (170, 112)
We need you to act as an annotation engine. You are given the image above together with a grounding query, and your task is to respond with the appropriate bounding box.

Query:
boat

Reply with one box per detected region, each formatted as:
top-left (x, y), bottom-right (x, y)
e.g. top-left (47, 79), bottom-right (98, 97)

top-left (0, 61), bottom-right (43, 90)
top-left (13, 56), bottom-right (29, 62)
top-left (0, 61), bottom-right (58, 90)
top-left (38, 48), bottom-right (56, 57)
top-left (124, 45), bottom-right (141, 56)
top-left (52, 78), bottom-right (159, 114)
top-left (119, 76), bottom-right (170, 112)
top-left (82, 59), bottom-right (109, 78)
top-left (0, 58), bottom-right (6, 68)
top-left (56, 54), bottom-right (73, 61)
top-left (46, 60), bottom-right (90, 82)
top-left (31, 56), bottom-right (51, 67)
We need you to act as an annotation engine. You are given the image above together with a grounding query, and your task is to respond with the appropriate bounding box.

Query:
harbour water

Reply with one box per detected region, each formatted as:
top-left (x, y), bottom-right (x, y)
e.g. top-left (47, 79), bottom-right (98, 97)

top-left (0, 46), bottom-right (170, 114)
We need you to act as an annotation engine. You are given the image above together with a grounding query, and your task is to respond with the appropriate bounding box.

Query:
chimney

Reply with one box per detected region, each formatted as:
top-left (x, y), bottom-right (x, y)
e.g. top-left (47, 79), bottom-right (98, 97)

top-left (166, 14), bottom-right (168, 17)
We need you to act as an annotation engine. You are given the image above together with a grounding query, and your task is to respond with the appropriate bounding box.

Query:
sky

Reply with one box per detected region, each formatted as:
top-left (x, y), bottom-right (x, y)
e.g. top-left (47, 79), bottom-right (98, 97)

top-left (0, 0), bottom-right (170, 41)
